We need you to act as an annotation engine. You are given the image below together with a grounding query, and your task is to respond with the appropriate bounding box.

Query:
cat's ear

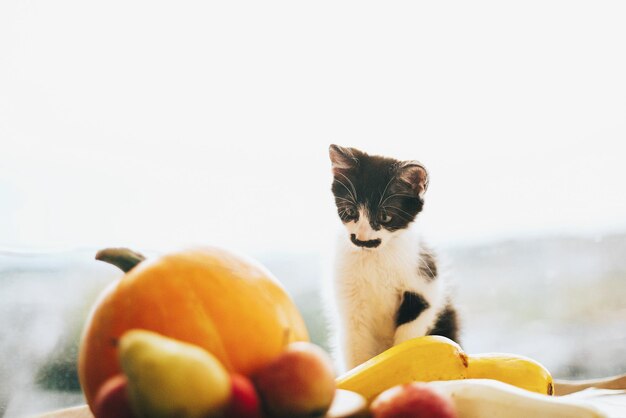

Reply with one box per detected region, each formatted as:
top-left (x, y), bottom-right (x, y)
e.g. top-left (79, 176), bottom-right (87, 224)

top-left (329, 144), bottom-right (358, 175)
top-left (398, 161), bottom-right (429, 198)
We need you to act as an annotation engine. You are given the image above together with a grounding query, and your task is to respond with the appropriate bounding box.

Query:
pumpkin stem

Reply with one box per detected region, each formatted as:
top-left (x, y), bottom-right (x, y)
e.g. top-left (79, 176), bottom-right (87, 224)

top-left (95, 247), bottom-right (146, 273)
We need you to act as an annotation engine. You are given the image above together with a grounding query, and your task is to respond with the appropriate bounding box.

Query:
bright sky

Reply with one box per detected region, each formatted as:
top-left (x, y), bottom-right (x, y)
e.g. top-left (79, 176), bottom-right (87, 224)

top-left (1, 1), bottom-right (625, 254)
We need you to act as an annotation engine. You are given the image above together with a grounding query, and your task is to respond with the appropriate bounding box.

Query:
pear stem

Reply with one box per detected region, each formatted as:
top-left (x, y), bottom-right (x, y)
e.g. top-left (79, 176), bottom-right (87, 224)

top-left (95, 247), bottom-right (146, 273)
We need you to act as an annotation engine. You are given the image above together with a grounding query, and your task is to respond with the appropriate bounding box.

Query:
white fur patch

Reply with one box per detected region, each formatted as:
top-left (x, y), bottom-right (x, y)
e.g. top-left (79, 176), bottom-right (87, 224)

top-left (327, 225), bottom-right (447, 372)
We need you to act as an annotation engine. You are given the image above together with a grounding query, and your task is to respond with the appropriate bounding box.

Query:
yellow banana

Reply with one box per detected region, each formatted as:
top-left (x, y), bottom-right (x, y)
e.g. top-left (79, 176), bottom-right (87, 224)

top-left (336, 336), bottom-right (468, 401)
top-left (467, 353), bottom-right (554, 395)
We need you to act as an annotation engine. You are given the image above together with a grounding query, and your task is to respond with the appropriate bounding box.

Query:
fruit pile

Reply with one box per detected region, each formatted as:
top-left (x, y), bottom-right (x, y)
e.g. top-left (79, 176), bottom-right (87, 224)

top-left (93, 330), bottom-right (336, 418)
top-left (78, 247), bottom-right (605, 418)
top-left (79, 247), bottom-right (335, 418)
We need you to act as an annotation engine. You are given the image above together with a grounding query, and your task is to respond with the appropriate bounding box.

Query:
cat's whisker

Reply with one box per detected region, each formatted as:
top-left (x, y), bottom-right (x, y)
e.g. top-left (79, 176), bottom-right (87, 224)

top-left (384, 205), bottom-right (415, 219)
top-left (337, 172), bottom-right (358, 201)
top-left (418, 257), bottom-right (435, 279)
top-left (378, 176), bottom-right (395, 207)
top-left (380, 193), bottom-right (416, 207)
top-left (335, 196), bottom-right (356, 205)
top-left (337, 204), bottom-right (354, 218)
top-left (334, 178), bottom-right (357, 202)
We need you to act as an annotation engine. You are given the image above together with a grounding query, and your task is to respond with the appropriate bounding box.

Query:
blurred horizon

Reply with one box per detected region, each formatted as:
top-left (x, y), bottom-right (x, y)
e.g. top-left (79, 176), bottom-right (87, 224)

top-left (2, 232), bottom-right (626, 416)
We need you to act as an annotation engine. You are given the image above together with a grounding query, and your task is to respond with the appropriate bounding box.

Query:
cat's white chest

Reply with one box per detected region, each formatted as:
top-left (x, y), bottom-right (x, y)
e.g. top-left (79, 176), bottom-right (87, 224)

top-left (331, 231), bottom-right (433, 367)
top-left (336, 249), bottom-right (406, 333)
top-left (341, 251), bottom-right (408, 295)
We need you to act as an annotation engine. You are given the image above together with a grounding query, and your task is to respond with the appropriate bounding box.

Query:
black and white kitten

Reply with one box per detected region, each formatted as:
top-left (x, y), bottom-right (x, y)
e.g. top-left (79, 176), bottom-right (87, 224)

top-left (327, 144), bottom-right (459, 371)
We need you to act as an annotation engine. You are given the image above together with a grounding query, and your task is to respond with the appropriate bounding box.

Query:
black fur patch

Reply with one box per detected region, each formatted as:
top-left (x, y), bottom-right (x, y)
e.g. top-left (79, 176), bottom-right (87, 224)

top-left (428, 304), bottom-right (460, 344)
top-left (418, 247), bottom-right (438, 280)
top-left (395, 291), bottom-right (430, 327)
top-left (350, 234), bottom-right (382, 248)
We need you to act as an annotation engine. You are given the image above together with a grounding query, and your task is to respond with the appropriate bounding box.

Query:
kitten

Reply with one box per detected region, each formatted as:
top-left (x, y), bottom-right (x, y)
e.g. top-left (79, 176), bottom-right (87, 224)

top-left (327, 144), bottom-right (459, 372)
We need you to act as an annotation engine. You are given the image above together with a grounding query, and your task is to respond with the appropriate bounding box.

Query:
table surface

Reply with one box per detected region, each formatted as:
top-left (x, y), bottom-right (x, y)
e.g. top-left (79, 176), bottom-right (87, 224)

top-left (32, 392), bottom-right (626, 418)
top-left (33, 375), bottom-right (626, 418)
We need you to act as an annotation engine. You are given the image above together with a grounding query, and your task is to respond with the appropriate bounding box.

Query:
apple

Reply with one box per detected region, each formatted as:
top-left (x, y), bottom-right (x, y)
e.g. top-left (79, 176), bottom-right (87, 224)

top-left (253, 342), bottom-right (336, 418)
top-left (93, 374), bottom-right (135, 418)
top-left (224, 374), bottom-right (263, 418)
top-left (370, 383), bottom-right (457, 418)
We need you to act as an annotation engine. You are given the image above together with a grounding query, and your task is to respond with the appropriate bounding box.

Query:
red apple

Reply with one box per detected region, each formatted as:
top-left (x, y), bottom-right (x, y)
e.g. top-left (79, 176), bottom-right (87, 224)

top-left (252, 342), bottom-right (336, 418)
top-left (93, 374), bottom-right (135, 418)
top-left (224, 374), bottom-right (263, 418)
top-left (370, 383), bottom-right (457, 418)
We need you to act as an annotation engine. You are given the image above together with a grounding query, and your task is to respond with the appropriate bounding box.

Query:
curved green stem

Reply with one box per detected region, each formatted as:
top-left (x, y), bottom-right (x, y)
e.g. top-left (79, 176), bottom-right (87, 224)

top-left (95, 247), bottom-right (146, 273)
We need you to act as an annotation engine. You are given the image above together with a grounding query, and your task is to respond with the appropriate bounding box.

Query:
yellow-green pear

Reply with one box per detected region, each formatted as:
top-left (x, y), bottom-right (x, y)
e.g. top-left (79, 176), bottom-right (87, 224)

top-left (119, 329), bottom-right (232, 418)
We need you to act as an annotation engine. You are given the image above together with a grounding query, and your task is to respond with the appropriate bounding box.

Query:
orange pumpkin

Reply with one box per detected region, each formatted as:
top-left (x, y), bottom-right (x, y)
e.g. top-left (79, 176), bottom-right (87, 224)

top-left (78, 247), bottom-right (309, 410)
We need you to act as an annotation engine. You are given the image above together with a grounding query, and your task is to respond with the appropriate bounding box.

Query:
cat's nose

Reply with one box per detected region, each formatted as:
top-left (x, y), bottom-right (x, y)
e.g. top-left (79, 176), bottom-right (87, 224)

top-left (355, 233), bottom-right (372, 241)
top-left (355, 222), bottom-right (373, 241)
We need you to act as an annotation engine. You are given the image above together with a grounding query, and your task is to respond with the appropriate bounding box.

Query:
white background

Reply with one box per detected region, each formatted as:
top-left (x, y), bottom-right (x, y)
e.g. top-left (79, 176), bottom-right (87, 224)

top-left (2, 1), bottom-right (625, 254)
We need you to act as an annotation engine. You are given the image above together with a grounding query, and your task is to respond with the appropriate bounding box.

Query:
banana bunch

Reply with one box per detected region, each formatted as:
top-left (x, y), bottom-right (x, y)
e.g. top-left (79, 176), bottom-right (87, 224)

top-left (336, 336), bottom-right (553, 401)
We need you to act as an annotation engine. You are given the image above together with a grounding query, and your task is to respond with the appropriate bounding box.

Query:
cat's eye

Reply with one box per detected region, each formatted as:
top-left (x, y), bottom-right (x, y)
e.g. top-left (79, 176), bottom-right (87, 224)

top-left (344, 207), bottom-right (357, 218)
top-left (378, 212), bottom-right (392, 224)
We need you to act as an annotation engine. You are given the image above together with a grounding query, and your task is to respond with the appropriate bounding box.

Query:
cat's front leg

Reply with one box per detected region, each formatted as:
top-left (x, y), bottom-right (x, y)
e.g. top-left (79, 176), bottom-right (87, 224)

top-left (393, 318), bottom-right (433, 345)
top-left (341, 325), bottom-right (381, 371)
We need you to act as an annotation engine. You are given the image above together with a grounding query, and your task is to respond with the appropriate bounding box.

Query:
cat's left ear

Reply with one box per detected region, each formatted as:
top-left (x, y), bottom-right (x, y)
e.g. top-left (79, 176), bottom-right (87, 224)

top-left (329, 144), bottom-right (358, 175)
top-left (398, 161), bottom-right (429, 198)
